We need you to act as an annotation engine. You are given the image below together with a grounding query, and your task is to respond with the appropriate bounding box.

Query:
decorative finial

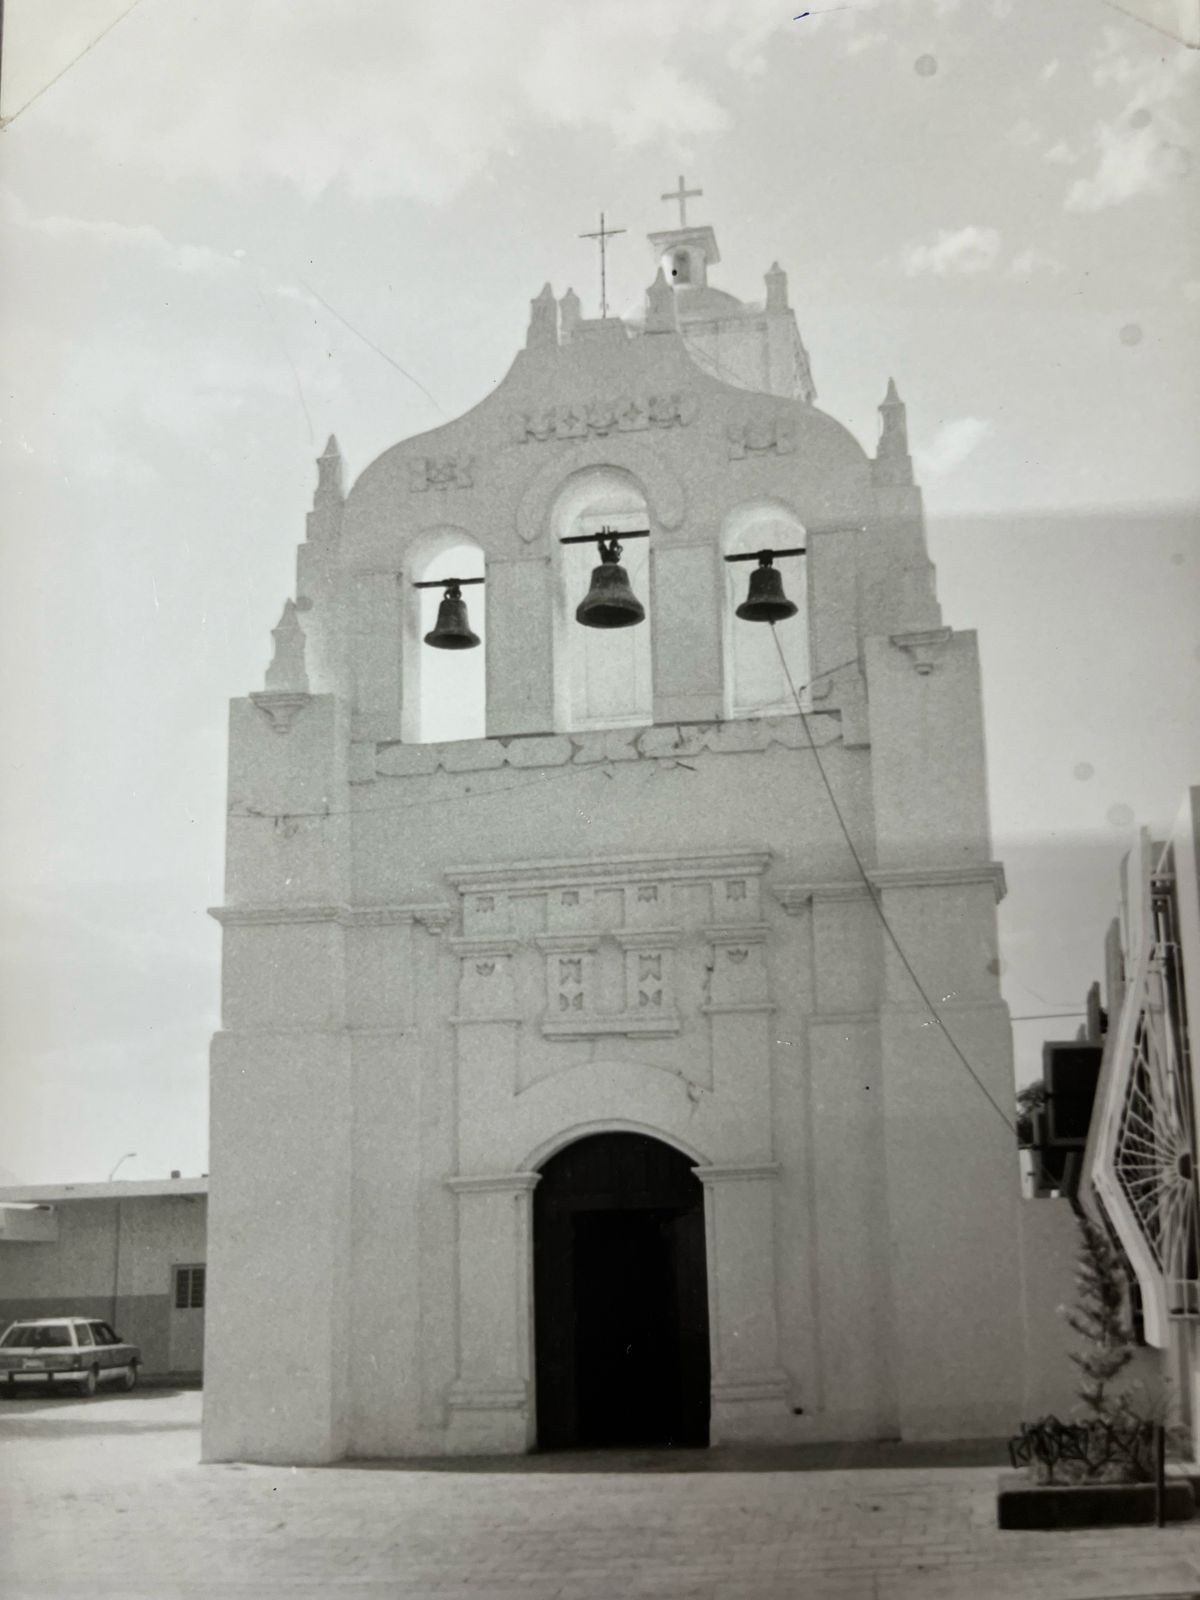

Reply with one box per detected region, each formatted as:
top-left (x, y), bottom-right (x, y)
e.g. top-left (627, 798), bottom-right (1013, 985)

top-left (765, 262), bottom-right (788, 312)
top-left (661, 174), bottom-right (703, 228)
top-left (559, 288), bottom-right (581, 340)
top-left (264, 599), bottom-right (309, 693)
top-left (526, 283), bottom-right (558, 349)
top-left (315, 434), bottom-right (343, 501)
top-left (644, 266), bottom-right (679, 335)
top-left (875, 378), bottom-right (913, 485)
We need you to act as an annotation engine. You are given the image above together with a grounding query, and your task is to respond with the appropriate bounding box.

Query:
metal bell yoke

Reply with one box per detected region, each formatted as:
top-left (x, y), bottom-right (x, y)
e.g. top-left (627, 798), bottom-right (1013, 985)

top-left (724, 546), bottom-right (806, 624)
top-left (561, 526), bottom-right (650, 631)
top-left (414, 575), bottom-right (484, 650)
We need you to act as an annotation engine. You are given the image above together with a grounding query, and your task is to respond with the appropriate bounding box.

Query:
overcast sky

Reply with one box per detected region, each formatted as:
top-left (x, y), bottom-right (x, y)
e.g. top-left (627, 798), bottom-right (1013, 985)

top-left (0, 0), bottom-right (1197, 1185)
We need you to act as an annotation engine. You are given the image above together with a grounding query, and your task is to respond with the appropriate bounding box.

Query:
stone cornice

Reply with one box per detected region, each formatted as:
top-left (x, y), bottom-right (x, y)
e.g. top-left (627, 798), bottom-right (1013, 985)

top-left (210, 902), bottom-right (454, 929)
top-left (774, 862), bottom-right (1007, 910)
top-left (446, 850), bottom-right (771, 894)
top-left (445, 1172), bottom-right (541, 1195)
top-left (694, 1162), bottom-right (781, 1185)
top-left (868, 862), bottom-right (1007, 902)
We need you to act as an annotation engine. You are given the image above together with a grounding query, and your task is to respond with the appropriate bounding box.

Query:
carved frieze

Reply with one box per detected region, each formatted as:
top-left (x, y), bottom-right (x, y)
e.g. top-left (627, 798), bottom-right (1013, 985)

top-left (515, 392), bottom-right (696, 445)
top-left (727, 415), bottom-right (796, 460)
top-left (408, 455), bottom-right (474, 492)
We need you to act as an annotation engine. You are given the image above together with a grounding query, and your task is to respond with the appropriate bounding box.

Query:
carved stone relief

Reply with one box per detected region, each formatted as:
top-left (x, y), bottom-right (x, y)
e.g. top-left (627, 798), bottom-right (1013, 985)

top-left (408, 455), bottom-right (474, 491)
top-left (727, 416), bottom-right (797, 459)
top-left (515, 392), bottom-right (697, 445)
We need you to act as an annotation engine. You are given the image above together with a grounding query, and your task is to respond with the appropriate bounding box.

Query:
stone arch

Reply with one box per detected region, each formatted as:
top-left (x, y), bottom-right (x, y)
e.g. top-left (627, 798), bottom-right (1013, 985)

top-left (548, 467), bottom-right (654, 732)
top-left (403, 526), bottom-right (486, 743)
top-left (532, 1127), bottom-right (711, 1448)
top-left (720, 498), bottom-right (810, 720)
top-left (515, 436), bottom-right (686, 545)
top-left (523, 1117), bottom-right (709, 1174)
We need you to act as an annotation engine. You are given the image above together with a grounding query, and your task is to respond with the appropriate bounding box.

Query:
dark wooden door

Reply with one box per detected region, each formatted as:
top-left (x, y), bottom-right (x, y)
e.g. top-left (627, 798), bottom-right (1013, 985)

top-left (533, 1133), bottom-right (710, 1449)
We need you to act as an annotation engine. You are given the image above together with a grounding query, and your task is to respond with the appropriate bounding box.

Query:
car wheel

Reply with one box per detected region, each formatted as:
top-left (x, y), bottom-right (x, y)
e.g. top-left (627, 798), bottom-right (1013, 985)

top-left (80, 1367), bottom-right (98, 1398)
top-left (122, 1362), bottom-right (138, 1391)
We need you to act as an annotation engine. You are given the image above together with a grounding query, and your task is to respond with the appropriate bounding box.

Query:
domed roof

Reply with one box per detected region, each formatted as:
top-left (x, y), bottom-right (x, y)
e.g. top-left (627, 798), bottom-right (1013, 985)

top-left (674, 284), bottom-right (749, 320)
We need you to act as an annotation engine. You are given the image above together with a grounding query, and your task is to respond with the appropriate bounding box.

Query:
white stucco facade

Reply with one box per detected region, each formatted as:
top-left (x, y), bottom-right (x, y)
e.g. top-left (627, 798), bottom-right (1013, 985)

top-left (202, 216), bottom-right (1071, 1465)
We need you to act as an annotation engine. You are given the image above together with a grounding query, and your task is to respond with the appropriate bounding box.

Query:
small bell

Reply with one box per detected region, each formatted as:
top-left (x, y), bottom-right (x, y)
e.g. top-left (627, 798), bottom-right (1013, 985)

top-left (735, 554), bottom-right (798, 625)
top-left (575, 538), bottom-right (645, 630)
top-left (424, 581), bottom-right (481, 650)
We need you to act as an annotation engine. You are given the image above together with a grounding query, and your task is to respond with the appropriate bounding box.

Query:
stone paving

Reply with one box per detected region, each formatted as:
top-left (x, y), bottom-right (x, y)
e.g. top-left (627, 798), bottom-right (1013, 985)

top-left (2, 1390), bottom-right (1199, 1600)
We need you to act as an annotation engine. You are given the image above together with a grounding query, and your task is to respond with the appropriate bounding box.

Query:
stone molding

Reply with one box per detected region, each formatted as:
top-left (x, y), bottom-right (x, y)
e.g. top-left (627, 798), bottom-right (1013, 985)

top-left (444, 1172), bottom-right (541, 1195)
top-left (774, 864), bottom-right (1006, 911)
top-left (694, 1162), bottom-right (781, 1185)
top-left (704, 922), bottom-right (770, 944)
top-left (867, 861), bottom-right (1007, 902)
top-left (447, 850), bottom-right (771, 895)
top-left (210, 902), bottom-right (453, 929)
top-left (372, 715), bottom-right (843, 782)
top-left (448, 936), bottom-right (522, 958)
top-left (700, 1000), bottom-right (777, 1016)
top-left (248, 690), bottom-right (312, 734)
top-left (890, 625), bottom-right (954, 675)
top-left (515, 436), bottom-right (686, 540)
top-left (446, 1384), bottom-right (528, 1412)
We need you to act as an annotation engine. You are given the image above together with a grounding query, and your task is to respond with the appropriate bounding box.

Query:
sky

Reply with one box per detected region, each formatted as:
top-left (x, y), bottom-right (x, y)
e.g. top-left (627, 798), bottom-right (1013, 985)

top-left (0, 0), bottom-right (1197, 1185)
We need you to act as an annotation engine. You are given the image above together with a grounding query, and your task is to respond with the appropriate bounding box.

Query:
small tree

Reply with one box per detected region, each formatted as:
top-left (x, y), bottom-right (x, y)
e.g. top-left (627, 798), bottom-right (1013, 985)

top-left (1064, 1210), bottom-right (1135, 1420)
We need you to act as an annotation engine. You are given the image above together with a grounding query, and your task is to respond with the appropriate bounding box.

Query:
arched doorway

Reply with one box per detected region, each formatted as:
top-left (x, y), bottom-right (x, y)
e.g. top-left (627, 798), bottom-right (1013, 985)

top-left (533, 1132), bottom-right (710, 1449)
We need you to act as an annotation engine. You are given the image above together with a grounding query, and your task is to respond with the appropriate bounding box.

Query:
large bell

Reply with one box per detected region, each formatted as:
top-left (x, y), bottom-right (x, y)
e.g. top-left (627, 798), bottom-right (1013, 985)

top-left (424, 583), bottom-right (481, 650)
top-left (735, 557), bottom-right (798, 625)
top-left (576, 545), bottom-right (645, 630)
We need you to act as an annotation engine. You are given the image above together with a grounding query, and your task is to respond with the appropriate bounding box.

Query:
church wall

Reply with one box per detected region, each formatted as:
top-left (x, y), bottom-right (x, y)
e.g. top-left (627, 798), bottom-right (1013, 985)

top-left (204, 274), bottom-right (1075, 1461)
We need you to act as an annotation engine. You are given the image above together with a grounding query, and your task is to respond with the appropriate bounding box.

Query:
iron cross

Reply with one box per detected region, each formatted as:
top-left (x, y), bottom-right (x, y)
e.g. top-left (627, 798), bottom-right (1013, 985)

top-left (578, 211), bottom-right (626, 320)
top-left (661, 174), bottom-right (702, 228)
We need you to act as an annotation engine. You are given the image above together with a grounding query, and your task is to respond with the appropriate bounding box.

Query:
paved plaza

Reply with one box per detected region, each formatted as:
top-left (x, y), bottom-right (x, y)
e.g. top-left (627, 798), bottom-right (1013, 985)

top-left (1, 1390), bottom-right (1199, 1600)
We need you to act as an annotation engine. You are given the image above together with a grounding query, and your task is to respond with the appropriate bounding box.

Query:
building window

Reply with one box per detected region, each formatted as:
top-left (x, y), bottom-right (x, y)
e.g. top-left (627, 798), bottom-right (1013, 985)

top-left (174, 1265), bottom-right (206, 1311)
top-left (722, 502), bottom-right (809, 719)
top-left (403, 532), bottom-right (486, 743)
top-left (552, 469), bottom-right (653, 733)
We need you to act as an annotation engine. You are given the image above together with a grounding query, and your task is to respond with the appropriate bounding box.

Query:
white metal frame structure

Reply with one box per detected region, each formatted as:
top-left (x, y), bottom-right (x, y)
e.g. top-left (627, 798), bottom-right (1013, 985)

top-left (1091, 850), bottom-right (1200, 1348)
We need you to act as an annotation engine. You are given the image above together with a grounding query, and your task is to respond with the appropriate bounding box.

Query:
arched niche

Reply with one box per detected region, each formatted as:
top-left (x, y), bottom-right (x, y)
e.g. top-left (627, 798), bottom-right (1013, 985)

top-left (551, 469), bottom-right (653, 733)
top-left (721, 501), bottom-right (810, 719)
top-left (403, 529), bottom-right (486, 743)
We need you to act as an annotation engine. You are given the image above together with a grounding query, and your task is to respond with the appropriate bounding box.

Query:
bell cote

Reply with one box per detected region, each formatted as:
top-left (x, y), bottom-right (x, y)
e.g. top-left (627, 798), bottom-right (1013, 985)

top-left (648, 224), bottom-right (722, 291)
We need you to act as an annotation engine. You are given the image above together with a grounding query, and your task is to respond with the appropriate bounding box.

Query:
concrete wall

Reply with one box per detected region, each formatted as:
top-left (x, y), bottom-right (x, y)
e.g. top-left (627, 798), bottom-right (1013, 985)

top-left (0, 1196), bottom-right (206, 1376)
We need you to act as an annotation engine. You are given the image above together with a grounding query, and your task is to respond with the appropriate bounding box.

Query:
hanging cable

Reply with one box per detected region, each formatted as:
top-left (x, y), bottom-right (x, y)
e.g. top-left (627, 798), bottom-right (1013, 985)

top-left (769, 624), bottom-right (1033, 1149)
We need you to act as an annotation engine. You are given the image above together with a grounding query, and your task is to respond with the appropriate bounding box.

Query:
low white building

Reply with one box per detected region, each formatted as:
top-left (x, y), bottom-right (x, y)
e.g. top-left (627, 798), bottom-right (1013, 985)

top-left (0, 1178), bottom-right (207, 1380)
top-left (202, 202), bottom-right (1076, 1465)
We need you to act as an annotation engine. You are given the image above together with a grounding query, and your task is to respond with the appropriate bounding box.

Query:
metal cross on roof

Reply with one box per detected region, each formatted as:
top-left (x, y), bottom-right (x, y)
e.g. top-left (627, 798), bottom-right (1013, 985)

top-left (578, 211), bottom-right (626, 320)
top-left (661, 174), bottom-right (702, 228)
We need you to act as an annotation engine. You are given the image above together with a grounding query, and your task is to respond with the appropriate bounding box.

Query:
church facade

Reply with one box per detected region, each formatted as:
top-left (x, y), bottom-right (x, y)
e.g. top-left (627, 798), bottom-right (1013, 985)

top-left (202, 205), bottom-right (1072, 1464)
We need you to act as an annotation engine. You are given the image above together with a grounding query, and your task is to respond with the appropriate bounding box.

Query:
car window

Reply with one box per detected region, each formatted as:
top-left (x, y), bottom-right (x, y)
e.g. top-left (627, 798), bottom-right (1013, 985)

top-left (6, 1325), bottom-right (74, 1348)
top-left (96, 1323), bottom-right (120, 1345)
top-left (76, 1324), bottom-right (94, 1346)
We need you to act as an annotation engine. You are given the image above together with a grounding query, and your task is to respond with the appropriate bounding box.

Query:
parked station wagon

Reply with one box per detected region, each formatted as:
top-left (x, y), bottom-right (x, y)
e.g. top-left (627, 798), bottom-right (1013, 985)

top-left (0, 1318), bottom-right (141, 1396)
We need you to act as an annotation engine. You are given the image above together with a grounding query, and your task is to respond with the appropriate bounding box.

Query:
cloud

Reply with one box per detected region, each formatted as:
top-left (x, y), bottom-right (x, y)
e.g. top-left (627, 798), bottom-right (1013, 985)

top-left (915, 416), bottom-right (992, 476)
top-left (1066, 120), bottom-right (1191, 211)
top-left (1065, 28), bottom-right (1197, 211)
top-left (31, 0), bottom-right (793, 204)
top-left (901, 226), bottom-right (1002, 277)
top-left (1044, 140), bottom-right (1080, 166)
top-left (1008, 247), bottom-right (1066, 279)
